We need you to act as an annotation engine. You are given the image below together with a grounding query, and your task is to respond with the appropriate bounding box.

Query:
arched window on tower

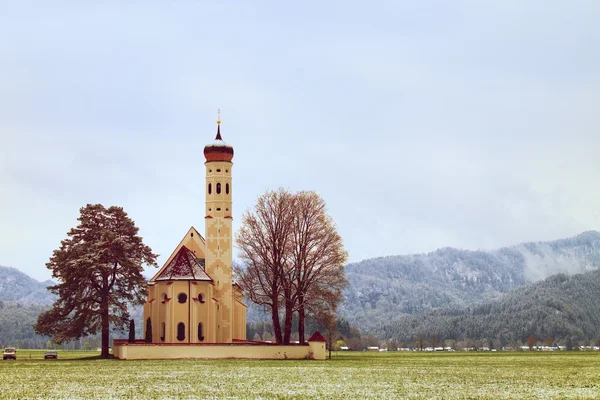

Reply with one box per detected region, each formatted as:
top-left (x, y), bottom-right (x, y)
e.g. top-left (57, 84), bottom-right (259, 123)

top-left (198, 323), bottom-right (205, 341)
top-left (216, 183), bottom-right (221, 194)
top-left (177, 322), bottom-right (185, 341)
top-left (226, 183), bottom-right (230, 194)
top-left (160, 322), bottom-right (166, 342)
top-left (208, 183), bottom-right (212, 194)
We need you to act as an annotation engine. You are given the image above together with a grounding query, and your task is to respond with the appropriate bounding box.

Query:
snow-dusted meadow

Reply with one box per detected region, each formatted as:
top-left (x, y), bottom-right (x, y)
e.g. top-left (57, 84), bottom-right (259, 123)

top-left (1, 350), bottom-right (599, 399)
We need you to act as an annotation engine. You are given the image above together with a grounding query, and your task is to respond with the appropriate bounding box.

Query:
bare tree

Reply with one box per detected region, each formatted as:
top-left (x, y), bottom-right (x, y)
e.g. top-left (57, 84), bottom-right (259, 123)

top-left (236, 189), bottom-right (347, 345)
top-left (316, 311), bottom-right (338, 359)
top-left (289, 191), bottom-right (348, 343)
top-left (235, 189), bottom-right (295, 343)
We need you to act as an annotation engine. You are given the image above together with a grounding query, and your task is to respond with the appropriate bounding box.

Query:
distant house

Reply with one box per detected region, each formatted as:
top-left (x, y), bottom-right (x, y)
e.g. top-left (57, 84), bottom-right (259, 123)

top-left (367, 346), bottom-right (379, 352)
top-left (340, 346), bottom-right (350, 351)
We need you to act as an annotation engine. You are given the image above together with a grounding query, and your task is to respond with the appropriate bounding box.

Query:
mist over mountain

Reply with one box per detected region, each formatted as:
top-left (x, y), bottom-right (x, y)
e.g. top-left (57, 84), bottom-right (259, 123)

top-left (340, 231), bottom-right (600, 334)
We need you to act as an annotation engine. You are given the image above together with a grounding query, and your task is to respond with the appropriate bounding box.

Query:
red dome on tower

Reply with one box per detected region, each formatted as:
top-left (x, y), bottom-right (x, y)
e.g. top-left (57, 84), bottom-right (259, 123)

top-left (204, 124), bottom-right (234, 162)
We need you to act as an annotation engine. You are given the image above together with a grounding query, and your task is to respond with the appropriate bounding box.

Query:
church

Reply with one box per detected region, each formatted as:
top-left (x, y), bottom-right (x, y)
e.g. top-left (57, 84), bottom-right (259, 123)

top-left (142, 117), bottom-right (247, 343)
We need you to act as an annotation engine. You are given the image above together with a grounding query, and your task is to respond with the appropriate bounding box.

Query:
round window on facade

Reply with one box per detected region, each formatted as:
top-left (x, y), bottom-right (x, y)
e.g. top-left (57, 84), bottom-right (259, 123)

top-left (178, 293), bottom-right (188, 303)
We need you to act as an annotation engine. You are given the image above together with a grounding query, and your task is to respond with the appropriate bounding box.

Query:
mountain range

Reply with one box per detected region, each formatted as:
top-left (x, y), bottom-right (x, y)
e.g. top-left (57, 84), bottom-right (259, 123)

top-left (0, 266), bottom-right (55, 305)
top-left (339, 230), bottom-right (600, 334)
top-left (2, 230), bottom-right (600, 344)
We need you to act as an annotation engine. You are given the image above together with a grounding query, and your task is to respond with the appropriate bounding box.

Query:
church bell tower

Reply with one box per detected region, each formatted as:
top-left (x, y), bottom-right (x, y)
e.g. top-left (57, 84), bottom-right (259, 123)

top-left (203, 111), bottom-right (234, 343)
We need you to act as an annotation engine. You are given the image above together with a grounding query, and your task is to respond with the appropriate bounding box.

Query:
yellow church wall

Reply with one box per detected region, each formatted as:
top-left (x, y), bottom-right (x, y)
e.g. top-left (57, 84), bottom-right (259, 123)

top-left (170, 281), bottom-right (190, 342)
top-left (113, 342), bottom-right (326, 360)
top-left (188, 281), bottom-right (214, 343)
top-left (143, 281), bottom-right (219, 344)
top-left (232, 285), bottom-right (247, 340)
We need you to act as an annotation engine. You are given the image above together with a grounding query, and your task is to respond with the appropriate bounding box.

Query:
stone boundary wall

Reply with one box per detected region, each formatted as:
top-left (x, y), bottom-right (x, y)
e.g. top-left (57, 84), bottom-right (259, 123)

top-left (113, 340), bottom-right (326, 360)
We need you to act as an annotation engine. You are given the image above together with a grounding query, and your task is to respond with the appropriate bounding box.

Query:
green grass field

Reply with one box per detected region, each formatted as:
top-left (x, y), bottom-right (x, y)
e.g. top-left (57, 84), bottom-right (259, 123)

top-left (1, 350), bottom-right (600, 399)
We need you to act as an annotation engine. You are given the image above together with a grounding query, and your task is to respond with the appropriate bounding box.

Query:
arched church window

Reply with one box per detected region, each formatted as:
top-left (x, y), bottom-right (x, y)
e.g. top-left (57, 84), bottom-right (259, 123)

top-left (226, 183), bottom-right (230, 194)
top-left (216, 183), bottom-right (221, 194)
top-left (198, 323), bottom-right (205, 341)
top-left (198, 293), bottom-right (205, 303)
top-left (208, 183), bottom-right (212, 194)
top-left (177, 322), bottom-right (185, 341)
top-left (178, 293), bottom-right (187, 303)
top-left (161, 293), bottom-right (168, 303)
top-left (160, 322), bottom-right (166, 342)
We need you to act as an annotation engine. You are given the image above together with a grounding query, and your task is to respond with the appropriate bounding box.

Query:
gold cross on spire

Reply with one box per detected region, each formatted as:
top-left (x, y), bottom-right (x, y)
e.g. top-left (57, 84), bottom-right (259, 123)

top-left (217, 108), bottom-right (221, 125)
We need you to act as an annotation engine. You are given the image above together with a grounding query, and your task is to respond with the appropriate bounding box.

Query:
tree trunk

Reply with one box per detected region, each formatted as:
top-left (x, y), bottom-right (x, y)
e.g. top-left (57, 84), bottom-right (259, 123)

top-left (282, 286), bottom-right (295, 344)
top-left (283, 294), bottom-right (294, 344)
top-left (101, 296), bottom-right (110, 358)
top-left (270, 300), bottom-right (283, 344)
top-left (298, 294), bottom-right (306, 344)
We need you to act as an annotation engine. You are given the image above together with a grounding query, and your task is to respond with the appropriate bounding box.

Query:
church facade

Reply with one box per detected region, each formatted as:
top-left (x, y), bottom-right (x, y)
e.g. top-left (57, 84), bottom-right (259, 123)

top-left (142, 120), bottom-right (247, 343)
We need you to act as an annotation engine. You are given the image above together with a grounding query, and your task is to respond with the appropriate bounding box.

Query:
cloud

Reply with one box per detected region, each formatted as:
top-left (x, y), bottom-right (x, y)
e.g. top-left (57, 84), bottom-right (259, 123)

top-left (0, 1), bottom-right (599, 280)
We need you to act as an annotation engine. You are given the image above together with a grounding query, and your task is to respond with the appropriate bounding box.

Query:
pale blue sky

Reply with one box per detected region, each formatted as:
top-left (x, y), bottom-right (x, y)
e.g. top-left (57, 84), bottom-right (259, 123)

top-left (1, 1), bottom-right (599, 281)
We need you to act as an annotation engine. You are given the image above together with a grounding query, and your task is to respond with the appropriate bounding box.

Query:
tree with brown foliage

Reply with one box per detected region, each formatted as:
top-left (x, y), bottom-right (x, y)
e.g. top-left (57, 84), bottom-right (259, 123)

top-left (235, 189), bottom-right (347, 344)
top-left (34, 204), bottom-right (158, 358)
top-left (235, 189), bottom-right (296, 343)
top-left (315, 311), bottom-right (338, 360)
top-left (526, 334), bottom-right (537, 350)
top-left (289, 191), bottom-right (348, 343)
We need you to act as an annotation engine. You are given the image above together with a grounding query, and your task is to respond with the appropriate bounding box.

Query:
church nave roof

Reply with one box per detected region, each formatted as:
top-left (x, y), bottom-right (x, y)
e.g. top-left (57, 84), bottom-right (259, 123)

top-left (155, 245), bottom-right (212, 281)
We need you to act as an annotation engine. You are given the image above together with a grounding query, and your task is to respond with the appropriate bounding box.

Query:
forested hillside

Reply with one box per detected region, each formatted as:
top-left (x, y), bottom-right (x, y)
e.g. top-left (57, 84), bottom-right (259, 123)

top-left (340, 231), bottom-right (600, 333)
top-left (0, 266), bottom-right (141, 348)
top-left (378, 269), bottom-right (600, 344)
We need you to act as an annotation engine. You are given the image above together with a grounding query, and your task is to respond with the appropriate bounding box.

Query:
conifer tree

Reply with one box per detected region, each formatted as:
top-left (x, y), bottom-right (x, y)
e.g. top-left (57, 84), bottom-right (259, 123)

top-left (145, 317), bottom-right (152, 343)
top-left (128, 319), bottom-right (135, 343)
top-left (34, 204), bottom-right (158, 358)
